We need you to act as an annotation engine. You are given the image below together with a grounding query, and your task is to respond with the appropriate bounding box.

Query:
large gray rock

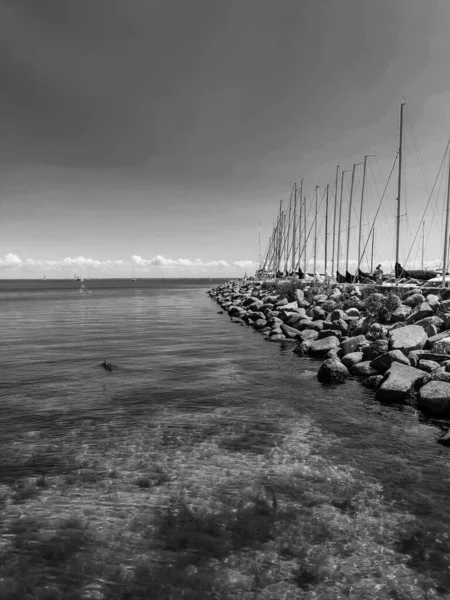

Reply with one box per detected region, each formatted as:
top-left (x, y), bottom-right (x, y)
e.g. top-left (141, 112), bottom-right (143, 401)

top-left (317, 359), bottom-right (349, 383)
top-left (293, 341), bottom-right (312, 355)
top-left (253, 319), bottom-right (268, 330)
top-left (370, 350), bottom-right (411, 373)
top-left (309, 336), bottom-right (341, 357)
top-left (285, 312), bottom-right (307, 327)
top-left (376, 362), bottom-right (424, 402)
top-left (295, 318), bottom-right (319, 332)
top-left (341, 351), bottom-right (364, 368)
top-left (284, 300), bottom-right (299, 310)
top-left (318, 329), bottom-right (343, 341)
top-left (350, 361), bottom-right (378, 377)
top-left (426, 294), bottom-right (440, 307)
top-left (418, 381), bottom-right (450, 415)
top-left (330, 309), bottom-right (348, 322)
top-left (389, 325), bottom-right (428, 355)
top-left (417, 359), bottom-right (440, 373)
top-left (405, 302), bottom-right (435, 325)
top-left (340, 334), bottom-right (369, 356)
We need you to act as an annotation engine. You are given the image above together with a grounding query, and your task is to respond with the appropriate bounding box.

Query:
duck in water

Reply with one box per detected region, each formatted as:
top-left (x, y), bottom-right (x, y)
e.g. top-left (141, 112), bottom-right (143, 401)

top-left (102, 360), bottom-right (113, 372)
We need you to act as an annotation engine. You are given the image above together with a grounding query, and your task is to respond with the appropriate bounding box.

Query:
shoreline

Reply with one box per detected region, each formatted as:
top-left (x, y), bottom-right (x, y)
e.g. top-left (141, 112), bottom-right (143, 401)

top-left (209, 278), bottom-right (450, 445)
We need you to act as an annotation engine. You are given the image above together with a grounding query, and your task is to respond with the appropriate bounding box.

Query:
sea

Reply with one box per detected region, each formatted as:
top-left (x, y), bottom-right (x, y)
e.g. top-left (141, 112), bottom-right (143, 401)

top-left (2, 278), bottom-right (450, 599)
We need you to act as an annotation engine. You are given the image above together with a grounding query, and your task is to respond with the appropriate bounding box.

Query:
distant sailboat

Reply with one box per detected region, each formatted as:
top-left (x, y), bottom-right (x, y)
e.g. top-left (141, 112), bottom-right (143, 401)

top-left (132, 267), bottom-right (136, 282)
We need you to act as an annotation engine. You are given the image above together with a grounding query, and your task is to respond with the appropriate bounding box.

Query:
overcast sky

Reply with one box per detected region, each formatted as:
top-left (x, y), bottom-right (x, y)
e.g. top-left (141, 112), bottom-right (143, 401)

top-left (1, 0), bottom-right (450, 277)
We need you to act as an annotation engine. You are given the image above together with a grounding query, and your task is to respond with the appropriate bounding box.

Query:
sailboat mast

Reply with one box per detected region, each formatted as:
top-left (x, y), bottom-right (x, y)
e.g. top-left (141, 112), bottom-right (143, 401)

top-left (297, 178), bottom-right (303, 273)
top-left (357, 154), bottom-right (375, 271)
top-left (313, 186), bottom-right (319, 277)
top-left (395, 100), bottom-right (405, 270)
top-left (442, 142), bottom-right (450, 288)
top-left (303, 196), bottom-right (307, 274)
top-left (336, 170), bottom-right (348, 277)
top-left (371, 228), bottom-right (375, 273)
top-left (346, 162), bottom-right (360, 277)
top-left (331, 165), bottom-right (339, 280)
top-left (292, 183), bottom-right (297, 275)
top-left (324, 184), bottom-right (329, 277)
top-left (422, 221), bottom-right (425, 271)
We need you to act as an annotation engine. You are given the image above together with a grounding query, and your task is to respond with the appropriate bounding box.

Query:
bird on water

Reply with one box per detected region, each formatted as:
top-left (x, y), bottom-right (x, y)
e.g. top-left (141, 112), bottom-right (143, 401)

top-left (103, 360), bottom-right (113, 372)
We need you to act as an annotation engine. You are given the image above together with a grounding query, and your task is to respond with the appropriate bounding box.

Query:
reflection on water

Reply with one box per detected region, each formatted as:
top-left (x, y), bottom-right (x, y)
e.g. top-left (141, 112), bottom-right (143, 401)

top-left (1, 282), bottom-right (450, 597)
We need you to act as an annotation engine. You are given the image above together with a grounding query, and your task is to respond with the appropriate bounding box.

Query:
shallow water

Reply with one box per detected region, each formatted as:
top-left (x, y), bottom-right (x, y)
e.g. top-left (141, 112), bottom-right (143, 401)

top-left (2, 279), bottom-right (450, 598)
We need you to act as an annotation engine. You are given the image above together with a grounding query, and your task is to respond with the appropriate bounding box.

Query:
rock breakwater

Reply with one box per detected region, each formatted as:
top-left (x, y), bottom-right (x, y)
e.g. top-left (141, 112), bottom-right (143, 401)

top-left (208, 279), bottom-right (450, 439)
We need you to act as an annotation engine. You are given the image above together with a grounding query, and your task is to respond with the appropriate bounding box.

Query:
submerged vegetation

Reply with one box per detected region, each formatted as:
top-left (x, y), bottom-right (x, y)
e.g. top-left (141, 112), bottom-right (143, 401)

top-left (1, 396), bottom-right (450, 600)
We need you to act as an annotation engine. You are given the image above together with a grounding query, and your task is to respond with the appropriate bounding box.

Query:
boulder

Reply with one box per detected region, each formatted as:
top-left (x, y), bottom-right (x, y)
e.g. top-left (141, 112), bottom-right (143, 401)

top-left (370, 350), bottom-right (411, 373)
top-left (309, 336), bottom-right (341, 357)
top-left (341, 352), bottom-right (363, 368)
top-left (280, 324), bottom-right (301, 339)
top-left (363, 339), bottom-right (390, 361)
top-left (346, 307), bottom-right (360, 318)
top-left (314, 294), bottom-right (328, 305)
top-left (268, 332), bottom-right (286, 341)
top-left (325, 348), bottom-right (343, 360)
top-left (431, 337), bottom-right (450, 356)
top-left (330, 309), bottom-right (348, 322)
top-left (317, 359), bottom-right (349, 383)
top-left (404, 293), bottom-right (425, 307)
top-left (408, 350), bottom-right (450, 367)
top-left (340, 335), bottom-right (369, 356)
top-left (414, 315), bottom-right (443, 333)
top-left (230, 317), bottom-right (245, 324)
top-left (415, 369), bottom-right (450, 390)
top-left (318, 329), bottom-right (343, 341)
top-left (426, 294), bottom-right (440, 307)
top-left (293, 341), bottom-right (312, 355)
top-left (376, 362), bottom-right (424, 402)
top-left (294, 289), bottom-right (305, 302)
top-left (418, 381), bottom-right (450, 415)
top-left (350, 361), bottom-right (378, 377)
top-left (267, 317), bottom-right (283, 326)
top-left (274, 298), bottom-right (288, 308)
top-left (284, 300), bottom-right (299, 310)
top-left (364, 375), bottom-right (384, 389)
top-left (426, 330), bottom-right (450, 349)
top-left (312, 306), bottom-right (327, 321)
top-left (253, 319), bottom-right (268, 330)
top-left (417, 359), bottom-right (440, 373)
top-left (405, 302), bottom-right (435, 325)
top-left (295, 318), bottom-right (319, 332)
top-left (285, 312), bottom-right (307, 326)
top-left (389, 325), bottom-right (428, 355)
top-left (298, 329), bottom-right (320, 342)
top-left (331, 319), bottom-right (349, 334)
top-left (391, 305), bottom-right (412, 323)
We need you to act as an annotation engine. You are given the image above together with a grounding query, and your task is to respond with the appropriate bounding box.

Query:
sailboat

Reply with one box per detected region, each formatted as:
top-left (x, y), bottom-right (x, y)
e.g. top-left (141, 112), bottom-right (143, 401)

top-left (132, 267), bottom-right (136, 282)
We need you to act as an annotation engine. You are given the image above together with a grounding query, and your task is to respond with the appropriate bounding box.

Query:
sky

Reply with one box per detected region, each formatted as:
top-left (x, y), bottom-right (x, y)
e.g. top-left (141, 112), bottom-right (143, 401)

top-left (1, 0), bottom-right (450, 277)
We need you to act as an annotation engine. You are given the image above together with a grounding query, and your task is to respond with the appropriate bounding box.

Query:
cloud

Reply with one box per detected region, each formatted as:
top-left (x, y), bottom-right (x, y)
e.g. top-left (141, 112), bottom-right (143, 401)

top-left (0, 254), bottom-right (256, 272)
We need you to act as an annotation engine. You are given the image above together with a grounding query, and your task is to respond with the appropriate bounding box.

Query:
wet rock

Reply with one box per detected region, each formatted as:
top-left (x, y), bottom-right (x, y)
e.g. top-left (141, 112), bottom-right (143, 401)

top-left (280, 324), bottom-right (301, 339)
top-left (391, 305), bottom-right (412, 323)
top-left (309, 336), bottom-right (341, 357)
top-left (364, 375), bottom-right (384, 389)
top-left (293, 341), bottom-right (312, 355)
top-left (362, 339), bottom-right (390, 361)
top-left (253, 319), bottom-right (268, 330)
top-left (350, 361), bottom-right (378, 377)
top-left (418, 381), bottom-right (450, 415)
top-left (370, 350), bottom-right (410, 373)
top-left (231, 317), bottom-right (245, 324)
top-left (417, 359), bottom-right (440, 373)
top-left (317, 358), bottom-right (349, 383)
top-left (341, 352), bottom-right (364, 368)
top-left (340, 334), bottom-right (369, 356)
top-left (376, 362), bottom-right (424, 402)
top-left (268, 333), bottom-right (286, 341)
top-left (405, 302), bottom-right (435, 325)
top-left (389, 325), bottom-right (428, 355)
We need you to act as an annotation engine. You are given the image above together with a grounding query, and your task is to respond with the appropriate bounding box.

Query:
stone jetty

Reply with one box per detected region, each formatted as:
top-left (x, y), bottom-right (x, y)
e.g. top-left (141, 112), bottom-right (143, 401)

top-left (208, 279), bottom-right (450, 433)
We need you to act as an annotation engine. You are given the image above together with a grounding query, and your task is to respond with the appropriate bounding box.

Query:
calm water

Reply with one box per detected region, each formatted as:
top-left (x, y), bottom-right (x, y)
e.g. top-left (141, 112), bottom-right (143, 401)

top-left (2, 278), bottom-right (450, 597)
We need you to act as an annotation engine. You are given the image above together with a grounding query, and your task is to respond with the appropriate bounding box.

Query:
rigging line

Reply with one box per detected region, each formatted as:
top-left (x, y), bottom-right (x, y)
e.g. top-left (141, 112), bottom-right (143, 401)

top-left (298, 187), bottom-right (328, 270)
top-left (425, 163), bottom-right (445, 252)
top-left (355, 154), bottom-right (398, 275)
top-left (368, 162), bottom-right (395, 245)
top-left (401, 138), bottom-right (450, 271)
